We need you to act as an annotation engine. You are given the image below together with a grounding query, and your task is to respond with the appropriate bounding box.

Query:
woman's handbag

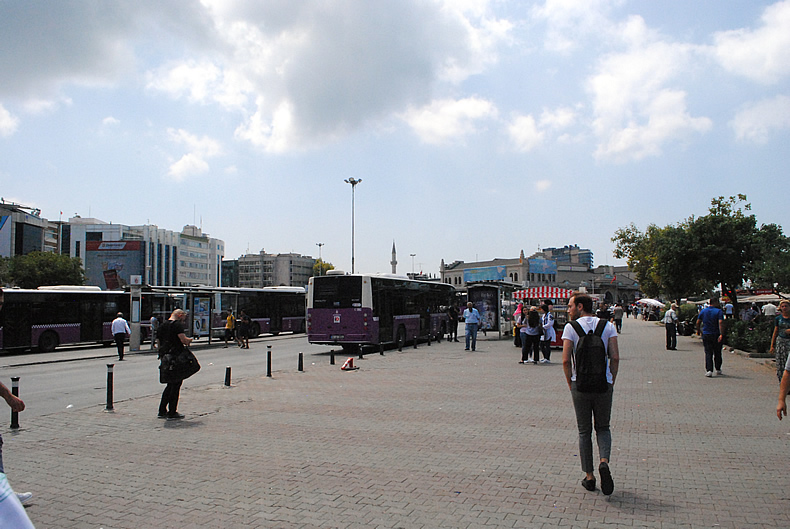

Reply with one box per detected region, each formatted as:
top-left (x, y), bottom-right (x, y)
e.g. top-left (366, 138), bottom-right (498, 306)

top-left (159, 347), bottom-right (201, 384)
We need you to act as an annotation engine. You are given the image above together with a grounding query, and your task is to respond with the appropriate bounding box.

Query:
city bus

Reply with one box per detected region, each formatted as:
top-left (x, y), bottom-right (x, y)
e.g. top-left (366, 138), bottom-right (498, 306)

top-left (307, 271), bottom-right (456, 352)
top-left (138, 285), bottom-right (306, 340)
top-left (0, 285), bottom-right (307, 353)
top-left (0, 286), bottom-right (131, 352)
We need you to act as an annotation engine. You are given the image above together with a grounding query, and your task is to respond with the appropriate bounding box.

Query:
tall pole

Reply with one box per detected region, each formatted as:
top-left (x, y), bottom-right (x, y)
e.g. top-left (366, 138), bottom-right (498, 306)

top-left (344, 178), bottom-right (362, 273)
top-left (316, 242), bottom-right (324, 275)
top-left (410, 253), bottom-right (416, 275)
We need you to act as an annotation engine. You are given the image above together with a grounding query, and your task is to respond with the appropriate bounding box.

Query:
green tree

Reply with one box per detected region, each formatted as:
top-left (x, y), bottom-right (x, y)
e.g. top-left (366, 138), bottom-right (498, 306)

top-left (0, 256), bottom-right (10, 286)
top-left (613, 195), bottom-right (786, 306)
top-left (9, 251), bottom-right (86, 288)
top-left (312, 259), bottom-right (334, 277)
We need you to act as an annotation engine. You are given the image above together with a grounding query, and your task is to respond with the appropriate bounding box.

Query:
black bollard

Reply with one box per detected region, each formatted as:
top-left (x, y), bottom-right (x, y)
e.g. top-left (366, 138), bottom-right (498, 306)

top-left (358, 346), bottom-right (364, 360)
top-left (330, 349), bottom-right (335, 365)
top-left (413, 336), bottom-right (418, 349)
top-left (267, 345), bottom-right (272, 377)
top-left (298, 352), bottom-right (304, 372)
top-left (379, 343), bottom-right (384, 356)
top-left (105, 364), bottom-right (114, 411)
top-left (224, 366), bottom-right (232, 387)
top-left (10, 377), bottom-right (20, 429)
top-left (428, 334), bottom-right (432, 346)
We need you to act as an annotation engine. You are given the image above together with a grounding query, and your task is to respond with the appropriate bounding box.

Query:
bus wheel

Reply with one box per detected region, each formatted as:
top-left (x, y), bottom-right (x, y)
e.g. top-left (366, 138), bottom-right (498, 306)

top-left (251, 322), bottom-right (261, 338)
top-left (38, 331), bottom-right (59, 353)
top-left (396, 326), bottom-right (407, 351)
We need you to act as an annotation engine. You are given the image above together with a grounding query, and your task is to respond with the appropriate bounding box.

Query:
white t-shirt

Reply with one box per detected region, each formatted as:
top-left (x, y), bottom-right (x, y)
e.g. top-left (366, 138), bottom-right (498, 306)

top-left (561, 316), bottom-right (618, 384)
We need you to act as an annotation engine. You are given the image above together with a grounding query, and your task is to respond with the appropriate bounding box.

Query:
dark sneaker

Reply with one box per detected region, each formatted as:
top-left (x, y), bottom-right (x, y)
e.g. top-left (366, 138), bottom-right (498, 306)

top-left (599, 462), bottom-right (614, 495)
top-left (581, 477), bottom-right (596, 491)
top-left (167, 412), bottom-right (185, 420)
top-left (157, 412), bottom-right (167, 419)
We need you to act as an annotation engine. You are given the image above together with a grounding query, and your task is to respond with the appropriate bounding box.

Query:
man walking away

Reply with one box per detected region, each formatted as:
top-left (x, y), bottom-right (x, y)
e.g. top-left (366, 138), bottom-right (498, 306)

top-left (111, 312), bottom-right (131, 361)
top-left (696, 298), bottom-right (725, 377)
top-left (463, 302), bottom-right (481, 351)
top-left (562, 293), bottom-right (620, 496)
top-left (663, 303), bottom-right (679, 350)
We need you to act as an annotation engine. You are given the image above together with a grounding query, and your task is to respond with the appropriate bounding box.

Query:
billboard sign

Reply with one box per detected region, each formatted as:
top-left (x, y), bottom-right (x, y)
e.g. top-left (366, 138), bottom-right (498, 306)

top-left (528, 259), bottom-right (557, 275)
top-left (463, 266), bottom-right (506, 283)
top-left (85, 241), bottom-right (145, 290)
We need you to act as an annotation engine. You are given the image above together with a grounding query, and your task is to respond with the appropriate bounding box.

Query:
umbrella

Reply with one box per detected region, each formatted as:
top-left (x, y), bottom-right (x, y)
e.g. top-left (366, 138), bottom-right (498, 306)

top-left (637, 298), bottom-right (665, 308)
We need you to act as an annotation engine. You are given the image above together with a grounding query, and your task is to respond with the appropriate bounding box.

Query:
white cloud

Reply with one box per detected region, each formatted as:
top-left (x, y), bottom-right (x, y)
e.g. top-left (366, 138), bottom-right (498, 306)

top-left (731, 95), bottom-right (790, 143)
top-left (586, 17), bottom-right (711, 162)
top-left (712, 0), bottom-right (790, 84)
top-left (402, 97), bottom-right (497, 145)
top-left (535, 179), bottom-right (552, 192)
top-left (508, 114), bottom-right (544, 152)
top-left (539, 106), bottom-right (576, 130)
top-left (102, 116), bottom-right (120, 126)
top-left (154, 1), bottom-right (512, 152)
top-left (166, 128), bottom-right (223, 180)
top-left (0, 104), bottom-right (19, 137)
top-left (531, 0), bottom-right (624, 52)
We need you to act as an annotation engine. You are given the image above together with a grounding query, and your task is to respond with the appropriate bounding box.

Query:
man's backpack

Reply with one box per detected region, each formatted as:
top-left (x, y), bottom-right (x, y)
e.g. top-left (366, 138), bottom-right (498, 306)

top-left (570, 319), bottom-right (609, 393)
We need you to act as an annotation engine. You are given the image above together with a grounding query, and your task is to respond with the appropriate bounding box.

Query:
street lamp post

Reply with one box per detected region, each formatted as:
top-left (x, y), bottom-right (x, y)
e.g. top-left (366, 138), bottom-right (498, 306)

top-left (410, 253), bottom-right (416, 276)
top-left (316, 242), bottom-right (324, 276)
top-left (344, 178), bottom-right (362, 273)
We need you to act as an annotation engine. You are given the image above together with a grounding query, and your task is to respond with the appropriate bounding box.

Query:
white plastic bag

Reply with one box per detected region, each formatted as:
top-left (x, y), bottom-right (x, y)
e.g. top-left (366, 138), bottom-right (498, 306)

top-left (0, 473), bottom-right (34, 528)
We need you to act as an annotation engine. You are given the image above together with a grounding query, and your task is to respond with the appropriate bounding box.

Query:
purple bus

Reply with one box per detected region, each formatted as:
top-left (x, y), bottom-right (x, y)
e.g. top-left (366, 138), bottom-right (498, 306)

top-left (0, 287), bottom-right (131, 352)
top-left (307, 272), bottom-right (456, 352)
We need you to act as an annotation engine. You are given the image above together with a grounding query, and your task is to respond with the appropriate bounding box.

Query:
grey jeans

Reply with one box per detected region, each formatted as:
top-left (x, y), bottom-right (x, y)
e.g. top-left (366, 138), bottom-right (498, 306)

top-left (570, 382), bottom-right (613, 473)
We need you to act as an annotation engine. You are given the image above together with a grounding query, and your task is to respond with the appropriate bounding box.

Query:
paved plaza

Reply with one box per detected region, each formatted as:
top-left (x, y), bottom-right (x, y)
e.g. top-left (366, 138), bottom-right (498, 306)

top-left (4, 317), bottom-right (790, 528)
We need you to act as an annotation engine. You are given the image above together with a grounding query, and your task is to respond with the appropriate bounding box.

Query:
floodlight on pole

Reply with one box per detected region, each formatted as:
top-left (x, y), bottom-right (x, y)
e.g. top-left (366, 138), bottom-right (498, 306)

top-left (344, 178), bottom-right (362, 273)
top-left (316, 242), bottom-right (324, 276)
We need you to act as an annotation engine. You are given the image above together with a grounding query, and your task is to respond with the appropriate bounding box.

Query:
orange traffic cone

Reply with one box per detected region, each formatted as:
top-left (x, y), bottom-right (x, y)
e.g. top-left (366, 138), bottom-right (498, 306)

top-left (341, 357), bottom-right (358, 371)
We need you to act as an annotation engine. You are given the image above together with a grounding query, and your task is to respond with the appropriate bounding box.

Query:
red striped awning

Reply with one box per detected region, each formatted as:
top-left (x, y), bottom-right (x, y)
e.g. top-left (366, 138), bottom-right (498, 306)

top-left (513, 287), bottom-right (574, 300)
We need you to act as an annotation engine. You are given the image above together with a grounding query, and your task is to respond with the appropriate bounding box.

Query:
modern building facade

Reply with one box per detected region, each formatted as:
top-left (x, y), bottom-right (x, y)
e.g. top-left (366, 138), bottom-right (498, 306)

top-left (64, 218), bottom-right (224, 288)
top-left (227, 251), bottom-right (316, 289)
top-left (0, 201), bottom-right (48, 257)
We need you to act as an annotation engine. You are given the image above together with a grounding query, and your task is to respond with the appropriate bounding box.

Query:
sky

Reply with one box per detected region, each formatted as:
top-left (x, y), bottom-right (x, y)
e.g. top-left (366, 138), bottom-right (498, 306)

top-left (1, 0), bottom-right (788, 276)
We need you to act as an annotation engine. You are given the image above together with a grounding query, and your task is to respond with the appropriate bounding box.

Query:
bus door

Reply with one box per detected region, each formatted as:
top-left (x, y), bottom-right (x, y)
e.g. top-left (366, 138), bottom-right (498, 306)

top-left (1, 300), bottom-right (31, 349)
top-left (80, 300), bottom-right (104, 342)
top-left (373, 286), bottom-right (393, 343)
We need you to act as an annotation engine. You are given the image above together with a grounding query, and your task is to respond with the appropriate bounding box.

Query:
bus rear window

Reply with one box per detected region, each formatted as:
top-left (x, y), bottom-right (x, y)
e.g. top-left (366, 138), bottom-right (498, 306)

top-left (312, 276), bottom-right (362, 309)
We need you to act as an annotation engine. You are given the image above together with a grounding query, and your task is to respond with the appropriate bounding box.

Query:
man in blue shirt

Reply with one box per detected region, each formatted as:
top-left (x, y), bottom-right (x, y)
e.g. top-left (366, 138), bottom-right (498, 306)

top-left (696, 298), bottom-right (725, 377)
top-left (463, 302), bottom-right (481, 351)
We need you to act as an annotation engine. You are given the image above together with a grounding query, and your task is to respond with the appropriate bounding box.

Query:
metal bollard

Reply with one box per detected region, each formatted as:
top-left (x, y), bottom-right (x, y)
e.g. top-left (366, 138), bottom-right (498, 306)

top-left (105, 364), bottom-right (114, 411)
top-left (267, 345), bottom-right (272, 377)
top-left (379, 343), bottom-right (384, 356)
top-left (298, 352), bottom-right (304, 372)
top-left (413, 336), bottom-right (418, 349)
top-left (224, 366), bottom-right (232, 387)
top-left (358, 346), bottom-right (364, 360)
top-left (330, 349), bottom-right (335, 365)
top-left (10, 377), bottom-right (20, 429)
top-left (428, 334), bottom-right (432, 346)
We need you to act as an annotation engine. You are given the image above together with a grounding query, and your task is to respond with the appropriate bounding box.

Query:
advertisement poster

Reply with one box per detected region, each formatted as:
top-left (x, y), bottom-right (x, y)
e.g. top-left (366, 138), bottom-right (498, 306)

top-left (463, 266), bottom-right (506, 283)
top-left (85, 241), bottom-right (144, 289)
top-left (528, 259), bottom-right (558, 275)
top-left (469, 286), bottom-right (499, 331)
top-left (193, 297), bottom-right (210, 337)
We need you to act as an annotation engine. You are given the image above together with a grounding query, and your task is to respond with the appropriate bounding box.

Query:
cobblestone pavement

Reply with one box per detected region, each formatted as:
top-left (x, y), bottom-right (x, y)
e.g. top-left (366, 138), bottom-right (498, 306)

top-left (4, 317), bottom-right (790, 528)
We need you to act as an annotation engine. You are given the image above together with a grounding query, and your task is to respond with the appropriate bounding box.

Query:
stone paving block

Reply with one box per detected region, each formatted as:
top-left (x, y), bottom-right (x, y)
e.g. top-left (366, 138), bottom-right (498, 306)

top-left (5, 319), bottom-right (790, 527)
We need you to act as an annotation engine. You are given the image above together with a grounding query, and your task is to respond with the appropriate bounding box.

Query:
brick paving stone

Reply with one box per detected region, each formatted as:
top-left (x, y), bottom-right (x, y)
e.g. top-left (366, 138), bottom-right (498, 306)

top-left (2, 318), bottom-right (790, 527)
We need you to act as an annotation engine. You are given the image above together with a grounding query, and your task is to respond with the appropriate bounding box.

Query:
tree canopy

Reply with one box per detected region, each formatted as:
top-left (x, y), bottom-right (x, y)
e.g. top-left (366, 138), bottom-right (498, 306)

top-left (612, 195), bottom-right (790, 306)
top-left (312, 259), bottom-right (335, 277)
top-left (6, 251), bottom-right (86, 288)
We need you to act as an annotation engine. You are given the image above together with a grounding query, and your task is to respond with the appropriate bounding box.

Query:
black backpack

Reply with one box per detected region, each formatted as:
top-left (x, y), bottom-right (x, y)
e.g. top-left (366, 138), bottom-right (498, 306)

top-left (570, 319), bottom-right (609, 393)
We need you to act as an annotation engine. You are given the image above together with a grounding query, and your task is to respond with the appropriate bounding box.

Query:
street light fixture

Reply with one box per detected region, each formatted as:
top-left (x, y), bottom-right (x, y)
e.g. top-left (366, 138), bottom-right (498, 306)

top-left (410, 253), bottom-right (416, 275)
top-left (316, 242), bottom-right (324, 276)
top-left (344, 178), bottom-right (362, 273)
